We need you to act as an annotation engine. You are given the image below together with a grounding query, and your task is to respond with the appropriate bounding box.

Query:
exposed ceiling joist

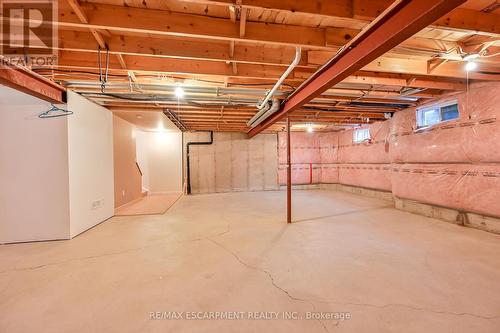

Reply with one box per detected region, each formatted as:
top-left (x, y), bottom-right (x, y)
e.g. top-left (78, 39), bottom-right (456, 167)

top-left (47, 50), bottom-right (496, 83)
top-left (180, 0), bottom-right (500, 35)
top-left (65, 0), bottom-right (107, 49)
top-left (248, 0), bottom-right (468, 137)
top-left (18, 0), bottom-right (493, 132)
top-left (58, 3), bottom-right (351, 49)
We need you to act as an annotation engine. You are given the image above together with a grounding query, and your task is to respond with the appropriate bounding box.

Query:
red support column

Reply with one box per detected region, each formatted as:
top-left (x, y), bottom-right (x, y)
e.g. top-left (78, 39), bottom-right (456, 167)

top-left (286, 116), bottom-right (292, 224)
top-left (309, 163), bottom-right (313, 184)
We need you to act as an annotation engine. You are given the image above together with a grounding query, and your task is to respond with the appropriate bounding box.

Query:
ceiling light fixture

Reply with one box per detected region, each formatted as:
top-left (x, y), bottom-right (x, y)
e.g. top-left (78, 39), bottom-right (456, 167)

top-left (465, 61), bottom-right (477, 71)
top-left (157, 121), bottom-right (165, 132)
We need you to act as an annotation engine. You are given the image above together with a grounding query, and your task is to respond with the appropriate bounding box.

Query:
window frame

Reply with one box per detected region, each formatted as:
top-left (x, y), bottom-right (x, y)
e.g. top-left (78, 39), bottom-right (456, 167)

top-left (353, 128), bottom-right (371, 143)
top-left (416, 99), bottom-right (459, 129)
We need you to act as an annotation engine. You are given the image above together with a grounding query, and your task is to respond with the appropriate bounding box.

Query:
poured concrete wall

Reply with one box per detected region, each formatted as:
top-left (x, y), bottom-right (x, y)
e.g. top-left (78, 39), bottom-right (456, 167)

top-left (185, 132), bottom-right (278, 194)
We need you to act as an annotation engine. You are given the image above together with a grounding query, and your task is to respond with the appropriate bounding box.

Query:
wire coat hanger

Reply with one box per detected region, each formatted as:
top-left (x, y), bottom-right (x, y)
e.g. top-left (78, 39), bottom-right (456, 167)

top-left (38, 104), bottom-right (73, 118)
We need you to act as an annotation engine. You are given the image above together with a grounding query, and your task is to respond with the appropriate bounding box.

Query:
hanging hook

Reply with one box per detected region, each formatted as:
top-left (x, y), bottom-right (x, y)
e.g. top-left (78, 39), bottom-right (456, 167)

top-left (104, 45), bottom-right (109, 92)
top-left (98, 46), bottom-right (102, 83)
top-left (98, 45), bottom-right (110, 93)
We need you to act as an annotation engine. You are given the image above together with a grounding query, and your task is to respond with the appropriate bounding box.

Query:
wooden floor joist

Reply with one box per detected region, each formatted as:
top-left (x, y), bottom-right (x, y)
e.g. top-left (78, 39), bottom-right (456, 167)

top-left (248, 0), bottom-right (468, 137)
top-left (6, 0), bottom-right (494, 131)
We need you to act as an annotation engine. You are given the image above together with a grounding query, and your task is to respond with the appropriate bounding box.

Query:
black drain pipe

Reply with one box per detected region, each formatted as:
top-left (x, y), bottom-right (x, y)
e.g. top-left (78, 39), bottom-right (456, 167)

top-left (186, 131), bottom-right (213, 194)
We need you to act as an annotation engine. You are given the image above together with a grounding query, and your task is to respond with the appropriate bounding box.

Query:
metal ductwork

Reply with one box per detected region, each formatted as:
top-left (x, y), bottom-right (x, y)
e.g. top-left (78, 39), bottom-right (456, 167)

top-left (81, 93), bottom-right (261, 106)
top-left (63, 82), bottom-right (290, 98)
top-left (249, 98), bottom-right (280, 128)
top-left (246, 100), bottom-right (270, 126)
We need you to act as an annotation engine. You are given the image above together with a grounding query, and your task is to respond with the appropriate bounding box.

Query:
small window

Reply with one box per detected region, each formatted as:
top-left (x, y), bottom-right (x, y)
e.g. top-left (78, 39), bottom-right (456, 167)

top-left (353, 128), bottom-right (370, 143)
top-left (417, 100), bottom-right (459, 128)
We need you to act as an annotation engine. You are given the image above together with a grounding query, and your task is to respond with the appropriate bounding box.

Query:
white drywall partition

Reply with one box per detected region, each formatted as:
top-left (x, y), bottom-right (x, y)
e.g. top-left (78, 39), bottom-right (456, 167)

top-left (185, 132), bottom-right (278, 194)
top-left (67, 91), bottom-right (114, 237)
top-left (135, 130), bottom-right (151, 192)
top-left (0, 85), bottom-right (70, 243)
top-left (135, 130), bottom-right (183, 194)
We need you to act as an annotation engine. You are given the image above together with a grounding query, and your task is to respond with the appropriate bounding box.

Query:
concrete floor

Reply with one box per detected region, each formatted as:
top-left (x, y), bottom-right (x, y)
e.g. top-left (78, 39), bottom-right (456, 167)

top-left (1, 190), bottom-right (500, 332)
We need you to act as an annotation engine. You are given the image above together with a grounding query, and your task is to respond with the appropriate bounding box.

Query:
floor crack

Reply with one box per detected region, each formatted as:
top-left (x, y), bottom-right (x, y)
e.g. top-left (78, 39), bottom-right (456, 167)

top-left (4, 219), bottom-right (499, 325)
top-left (208, 237), bottom-right (333, 332)
top-left (207, 238), bottom-right (500, 325)
top-left (0, 245), bottom-right (156, 274)
top-left (0, 223), bottom-right (233, 275)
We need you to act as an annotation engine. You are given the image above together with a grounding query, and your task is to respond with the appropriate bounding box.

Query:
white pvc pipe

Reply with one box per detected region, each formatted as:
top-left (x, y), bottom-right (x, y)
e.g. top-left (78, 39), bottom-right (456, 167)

top-left (258, 47), bottom-right (302, 109)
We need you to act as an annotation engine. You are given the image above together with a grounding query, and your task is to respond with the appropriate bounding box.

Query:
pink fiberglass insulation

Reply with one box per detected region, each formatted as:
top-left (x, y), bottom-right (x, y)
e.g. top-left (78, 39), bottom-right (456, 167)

top-left (386, 82), bottom-right (500, 217)
top-left (278, 132), bottom-right (320, 164)
top-left (338, 121), bottom-right (391, 164)
top-left (391, 164), bottom-right (500, 217)
top-left (338, 164), bottom-right (392, 191)
top-left (320, 165), bottom-right (339, 184)
top-left (278, 131), bottom-right (339, 185)
top-left (319, 132), bottom-right (338, 163)
top-left (390, 82), bottom-right (500, 164)
top-left (278, 163), bottom-right (321, 185)
top-left (275, 81), bottom-right (499, 217)
top-left (318, 132), bottom-right (340, 183)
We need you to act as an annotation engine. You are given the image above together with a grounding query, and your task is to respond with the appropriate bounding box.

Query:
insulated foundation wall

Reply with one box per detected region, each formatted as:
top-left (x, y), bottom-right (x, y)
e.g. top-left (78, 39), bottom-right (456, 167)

top-left (387, 82), bottom-right (500, 217)
top-left (278, 131), bottom-right (339, 185)
top-left (278, 81), bottom-right (500, 218)
top-left (391, 164), bottom-right (500, 217)
top-left (186, 132), bottom-right (278, 194)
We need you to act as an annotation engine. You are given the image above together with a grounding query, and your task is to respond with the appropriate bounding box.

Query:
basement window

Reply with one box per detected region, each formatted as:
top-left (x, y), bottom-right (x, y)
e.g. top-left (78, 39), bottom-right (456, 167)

top-left (416, 100), bottom-right (459, 128)
top-left (353, 128), bottom-right (370, 143)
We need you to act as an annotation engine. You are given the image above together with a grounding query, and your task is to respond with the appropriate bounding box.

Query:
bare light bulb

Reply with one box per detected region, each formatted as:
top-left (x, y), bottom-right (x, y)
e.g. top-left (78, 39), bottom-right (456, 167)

top-left (175, 86), bottom-right (184, 98)
top-left (307, 125), bottom-right (314, 133)
top-left (465, 61), bottom-right (477, 71)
